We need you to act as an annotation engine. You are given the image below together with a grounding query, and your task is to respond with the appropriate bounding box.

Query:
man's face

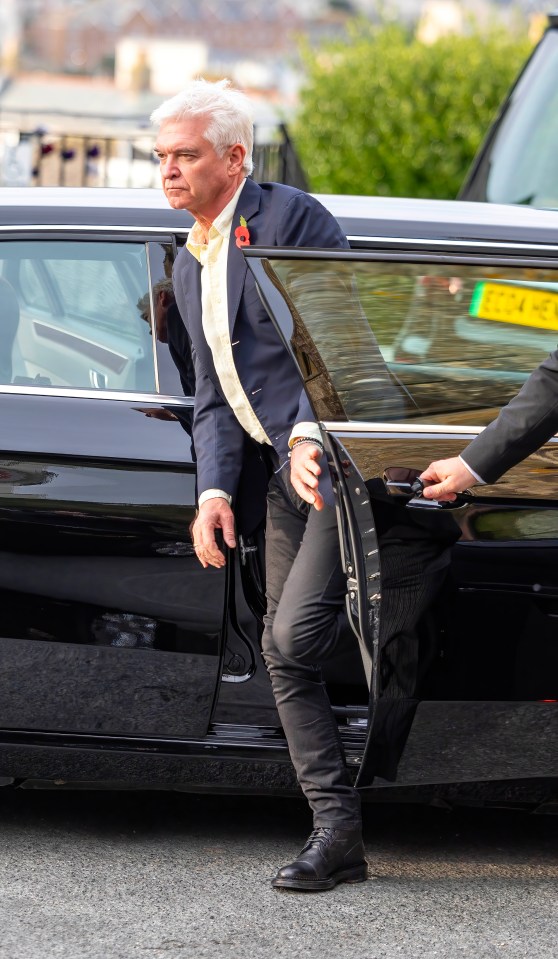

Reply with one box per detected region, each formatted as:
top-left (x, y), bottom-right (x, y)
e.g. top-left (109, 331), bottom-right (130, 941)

top-left (154, 116), bottom-right (244, 223)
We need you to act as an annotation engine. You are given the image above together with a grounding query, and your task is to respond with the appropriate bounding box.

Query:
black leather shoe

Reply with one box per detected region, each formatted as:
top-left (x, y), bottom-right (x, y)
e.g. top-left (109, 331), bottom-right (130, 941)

top-left (271, 826), bottom-right (368, 891)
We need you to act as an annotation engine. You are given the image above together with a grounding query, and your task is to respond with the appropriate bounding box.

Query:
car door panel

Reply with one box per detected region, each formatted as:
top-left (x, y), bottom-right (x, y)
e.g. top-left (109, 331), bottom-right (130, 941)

top-left (21, 315), bottom-right (138, 388)
top-left (323, 426), bottom-right (558, 784)
top-left (0, 391), bottom-right (225, 740)
top-left (247, 250), bottom-right (558, 788)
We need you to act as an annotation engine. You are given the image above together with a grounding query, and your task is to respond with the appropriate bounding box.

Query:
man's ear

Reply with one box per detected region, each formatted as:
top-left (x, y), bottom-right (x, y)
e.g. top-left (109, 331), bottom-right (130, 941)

top-left (159, 289), bottom-right (173, 308)
top-left (228, 143), bottom-right (246, 176)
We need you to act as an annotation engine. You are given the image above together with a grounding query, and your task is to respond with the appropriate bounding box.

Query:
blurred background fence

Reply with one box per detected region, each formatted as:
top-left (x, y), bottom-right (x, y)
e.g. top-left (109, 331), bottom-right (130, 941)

top-left (0, 116), bottom-right (309, 190)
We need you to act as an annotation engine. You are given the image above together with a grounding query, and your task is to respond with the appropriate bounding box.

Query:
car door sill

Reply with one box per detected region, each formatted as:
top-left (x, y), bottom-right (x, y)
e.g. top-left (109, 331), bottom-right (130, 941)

top-left (0, 722), bottom-right (367, 763)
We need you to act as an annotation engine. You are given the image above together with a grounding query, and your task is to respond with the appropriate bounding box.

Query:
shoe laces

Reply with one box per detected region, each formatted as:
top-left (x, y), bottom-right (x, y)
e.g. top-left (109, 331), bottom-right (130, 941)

top-left (302, 827), bottom-right (335, 852)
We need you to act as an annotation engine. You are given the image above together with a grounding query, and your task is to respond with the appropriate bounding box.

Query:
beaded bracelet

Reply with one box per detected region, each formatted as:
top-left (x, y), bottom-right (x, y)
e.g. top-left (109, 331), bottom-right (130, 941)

top-left (288, 436), bottom-right (325, 457)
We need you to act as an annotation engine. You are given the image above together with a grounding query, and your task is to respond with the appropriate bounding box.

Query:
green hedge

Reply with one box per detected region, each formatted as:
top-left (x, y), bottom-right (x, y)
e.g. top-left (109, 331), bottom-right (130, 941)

top-left (292, 22), bottom-right (532, 198)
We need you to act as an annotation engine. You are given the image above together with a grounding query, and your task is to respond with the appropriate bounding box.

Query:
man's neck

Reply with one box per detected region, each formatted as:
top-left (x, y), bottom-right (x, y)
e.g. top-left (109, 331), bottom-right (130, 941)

top-left (192, 178), bottom-right (246, 243)
top-left (193, 216), bottom-right (213, 244)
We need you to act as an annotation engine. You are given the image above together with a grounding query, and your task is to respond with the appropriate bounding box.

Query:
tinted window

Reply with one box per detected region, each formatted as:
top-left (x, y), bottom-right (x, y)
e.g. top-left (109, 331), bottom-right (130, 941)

top-left (463, 30), bottom-right (558, 209)
top-left (145, 240), bottom-right (192, 398)
top-left (19, 260), bottom-right (48, 312)
top-left (0, 240), bottom-right (155, 392)
top-left (268, 256), bottom-right (558, 425)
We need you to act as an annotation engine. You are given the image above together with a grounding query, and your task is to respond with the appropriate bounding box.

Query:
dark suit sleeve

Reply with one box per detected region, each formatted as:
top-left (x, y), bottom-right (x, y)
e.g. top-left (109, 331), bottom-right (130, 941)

top-left (462, 348), bottom-right (558, 484)
top-left (275, 192), bottom-right (349, 251)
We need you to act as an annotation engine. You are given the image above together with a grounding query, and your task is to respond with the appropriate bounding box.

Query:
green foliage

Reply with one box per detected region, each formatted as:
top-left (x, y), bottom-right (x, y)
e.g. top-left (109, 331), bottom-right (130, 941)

top-left (292, 21), bottom-right (533, 197)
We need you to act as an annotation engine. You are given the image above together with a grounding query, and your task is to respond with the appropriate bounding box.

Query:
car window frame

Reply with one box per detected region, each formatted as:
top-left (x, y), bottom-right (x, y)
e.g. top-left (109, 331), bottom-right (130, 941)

top-left (0, 227), bottom-right (194, 405)
top-left (245, 241), bottom-right (558, 431)
top-left (459, 24), bottom-right (558, 208)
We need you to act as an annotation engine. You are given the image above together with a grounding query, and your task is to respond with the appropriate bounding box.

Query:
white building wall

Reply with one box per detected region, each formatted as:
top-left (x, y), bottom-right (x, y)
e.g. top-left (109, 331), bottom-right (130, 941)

top-left (115, 37), bottom-right (209, 95)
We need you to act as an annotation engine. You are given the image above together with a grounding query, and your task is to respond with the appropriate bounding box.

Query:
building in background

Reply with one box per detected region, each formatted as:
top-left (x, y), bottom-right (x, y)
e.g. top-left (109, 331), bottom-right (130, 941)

top-left (0, 0), bottom-right (545, 189)
top-left (114, 37), bottom-right (209, 95)
top-left (21, 0), bottom-right (346, 81)
top-left (0, 0), bottom-right (20, 75)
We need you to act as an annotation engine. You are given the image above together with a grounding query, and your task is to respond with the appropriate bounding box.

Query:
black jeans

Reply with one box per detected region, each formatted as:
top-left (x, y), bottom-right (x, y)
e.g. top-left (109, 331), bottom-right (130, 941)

top-left (261, 470), bottom-right (362, 829)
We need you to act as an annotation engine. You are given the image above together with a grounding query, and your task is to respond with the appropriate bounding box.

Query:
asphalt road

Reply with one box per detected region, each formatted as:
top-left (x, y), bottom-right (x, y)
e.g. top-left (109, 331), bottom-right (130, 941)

top-left (1, 789), bottom-right (558, 959)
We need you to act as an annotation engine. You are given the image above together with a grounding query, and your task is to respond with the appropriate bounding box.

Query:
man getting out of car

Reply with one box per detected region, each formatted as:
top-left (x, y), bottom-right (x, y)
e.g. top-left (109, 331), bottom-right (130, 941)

top-left (151, 78), bottom-right (368, 891)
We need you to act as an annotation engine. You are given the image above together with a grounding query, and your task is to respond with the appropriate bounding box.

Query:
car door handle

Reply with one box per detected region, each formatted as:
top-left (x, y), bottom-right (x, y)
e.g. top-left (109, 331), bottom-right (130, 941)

top-left (89, 368), bottom-right (108, 389)
top-left (383, 466), bottom-right (426, 497)
top-left (383, 466), bottom-right (473, 509)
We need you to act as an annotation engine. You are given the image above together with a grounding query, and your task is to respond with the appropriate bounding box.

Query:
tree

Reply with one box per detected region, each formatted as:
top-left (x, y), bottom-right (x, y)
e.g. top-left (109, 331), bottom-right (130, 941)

top-left (292, 22), bottom-right (532, 198)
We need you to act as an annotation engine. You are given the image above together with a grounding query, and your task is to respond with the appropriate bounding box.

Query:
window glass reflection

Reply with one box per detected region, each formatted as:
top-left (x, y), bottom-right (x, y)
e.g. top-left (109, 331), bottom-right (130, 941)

top-left (269, 257), bottom-right (558, 425)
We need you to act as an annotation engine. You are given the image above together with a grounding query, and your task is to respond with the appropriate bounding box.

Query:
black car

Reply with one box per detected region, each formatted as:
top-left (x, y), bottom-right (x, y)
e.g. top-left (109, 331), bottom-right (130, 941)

top-left (2, 187), bottom-right (558, 806)
top-left (460, 11), bottom-right (558, 209)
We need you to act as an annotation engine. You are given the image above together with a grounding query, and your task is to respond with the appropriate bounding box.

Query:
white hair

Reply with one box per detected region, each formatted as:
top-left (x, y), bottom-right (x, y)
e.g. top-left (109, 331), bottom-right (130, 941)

top-left (151, 78), bottom-right (254, 176)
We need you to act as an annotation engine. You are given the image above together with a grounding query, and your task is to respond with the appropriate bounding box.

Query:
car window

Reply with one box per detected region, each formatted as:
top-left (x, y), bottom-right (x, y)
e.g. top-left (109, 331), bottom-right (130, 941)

top-left (0, 240), bottom-right (156, 393)
top-left (486, 30), bottom-right (558, 208)
top-left (268, 256), bottom-right (558, 425)
top-left (145, 239), bottom-right (193, 398)
top-left (19, 259), bottom-right (51, 313)
top-left (462, 29), bottom-right (558, 209)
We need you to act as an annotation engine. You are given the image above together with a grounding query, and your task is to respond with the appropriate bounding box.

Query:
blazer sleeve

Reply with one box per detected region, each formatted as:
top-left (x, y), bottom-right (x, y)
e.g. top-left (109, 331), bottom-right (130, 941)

top-left (275, 191), bottom-right (349, 251)
top-left (462, 348), bottom-right (558, 484)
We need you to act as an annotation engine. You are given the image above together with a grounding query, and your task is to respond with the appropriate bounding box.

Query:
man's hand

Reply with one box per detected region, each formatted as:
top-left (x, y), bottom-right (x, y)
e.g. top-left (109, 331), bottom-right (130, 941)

top-left (289, 442), bottom-right (325, 511)
top-left (420, 457), bottom-right (476, 502)
top-left (191, 497), bottom-right (236, 568)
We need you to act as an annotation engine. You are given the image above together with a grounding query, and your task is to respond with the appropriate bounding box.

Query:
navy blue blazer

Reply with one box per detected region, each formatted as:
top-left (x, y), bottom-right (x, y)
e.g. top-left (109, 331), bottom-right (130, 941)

top-left (172, 179), bottom-right (349, 503)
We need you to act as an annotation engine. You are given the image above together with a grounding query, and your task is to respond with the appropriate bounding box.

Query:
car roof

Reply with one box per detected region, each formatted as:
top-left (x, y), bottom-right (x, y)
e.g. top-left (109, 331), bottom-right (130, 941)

top-left (0, 187), bottom-right (194, 230)
top-left (1, 187), bottom-right (558, 247)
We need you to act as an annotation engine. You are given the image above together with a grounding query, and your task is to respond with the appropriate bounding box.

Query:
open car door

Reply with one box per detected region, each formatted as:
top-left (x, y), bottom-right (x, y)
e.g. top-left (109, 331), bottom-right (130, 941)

top-left (246, 246), bottom-right (558, 789)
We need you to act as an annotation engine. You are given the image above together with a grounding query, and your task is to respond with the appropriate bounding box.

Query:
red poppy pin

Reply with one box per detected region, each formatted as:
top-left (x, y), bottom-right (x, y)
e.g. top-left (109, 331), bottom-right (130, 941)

top-left (234, 215), bottom-right (250, 249)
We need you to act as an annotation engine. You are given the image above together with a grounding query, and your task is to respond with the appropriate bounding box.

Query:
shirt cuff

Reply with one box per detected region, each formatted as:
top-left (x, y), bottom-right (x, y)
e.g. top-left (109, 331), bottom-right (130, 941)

top-left (459, 455), bottom-right (485, 485)
top-left (288, 422), bottom-right (322, 449)
top-left (198, 489), bottom-right (233, 507)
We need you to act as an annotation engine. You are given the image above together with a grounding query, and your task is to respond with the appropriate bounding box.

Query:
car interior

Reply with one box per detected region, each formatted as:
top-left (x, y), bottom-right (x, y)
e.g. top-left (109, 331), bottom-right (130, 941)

top-left (0, 240), bottom-right (156, 392)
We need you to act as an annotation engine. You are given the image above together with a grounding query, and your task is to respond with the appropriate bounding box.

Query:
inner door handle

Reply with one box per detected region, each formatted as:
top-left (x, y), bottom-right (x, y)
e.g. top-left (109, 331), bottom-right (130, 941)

top-left (89, 369), bottom-right (108, 389)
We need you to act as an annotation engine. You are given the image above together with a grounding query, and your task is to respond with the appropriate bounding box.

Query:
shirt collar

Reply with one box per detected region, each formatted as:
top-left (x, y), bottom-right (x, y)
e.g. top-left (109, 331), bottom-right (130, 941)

top-left (187, 179), bottom-right (246, 262)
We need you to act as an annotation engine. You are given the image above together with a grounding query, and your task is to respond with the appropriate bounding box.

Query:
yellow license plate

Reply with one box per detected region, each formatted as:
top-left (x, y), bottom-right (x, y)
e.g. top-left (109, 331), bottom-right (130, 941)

top-left (470, 281), bottom-right (558, 331)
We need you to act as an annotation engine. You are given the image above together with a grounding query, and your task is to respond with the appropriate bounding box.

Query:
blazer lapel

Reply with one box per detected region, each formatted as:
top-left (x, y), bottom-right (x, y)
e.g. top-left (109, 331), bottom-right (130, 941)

top-left (227, 179), bottom-right (262, 335)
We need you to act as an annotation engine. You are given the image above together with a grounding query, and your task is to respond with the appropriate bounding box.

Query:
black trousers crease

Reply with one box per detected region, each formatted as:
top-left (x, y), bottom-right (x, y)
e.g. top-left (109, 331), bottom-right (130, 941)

top-left (261, 471), bottom-right (362, 828)
top-left (259, 465), bottom-right (455, 823)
